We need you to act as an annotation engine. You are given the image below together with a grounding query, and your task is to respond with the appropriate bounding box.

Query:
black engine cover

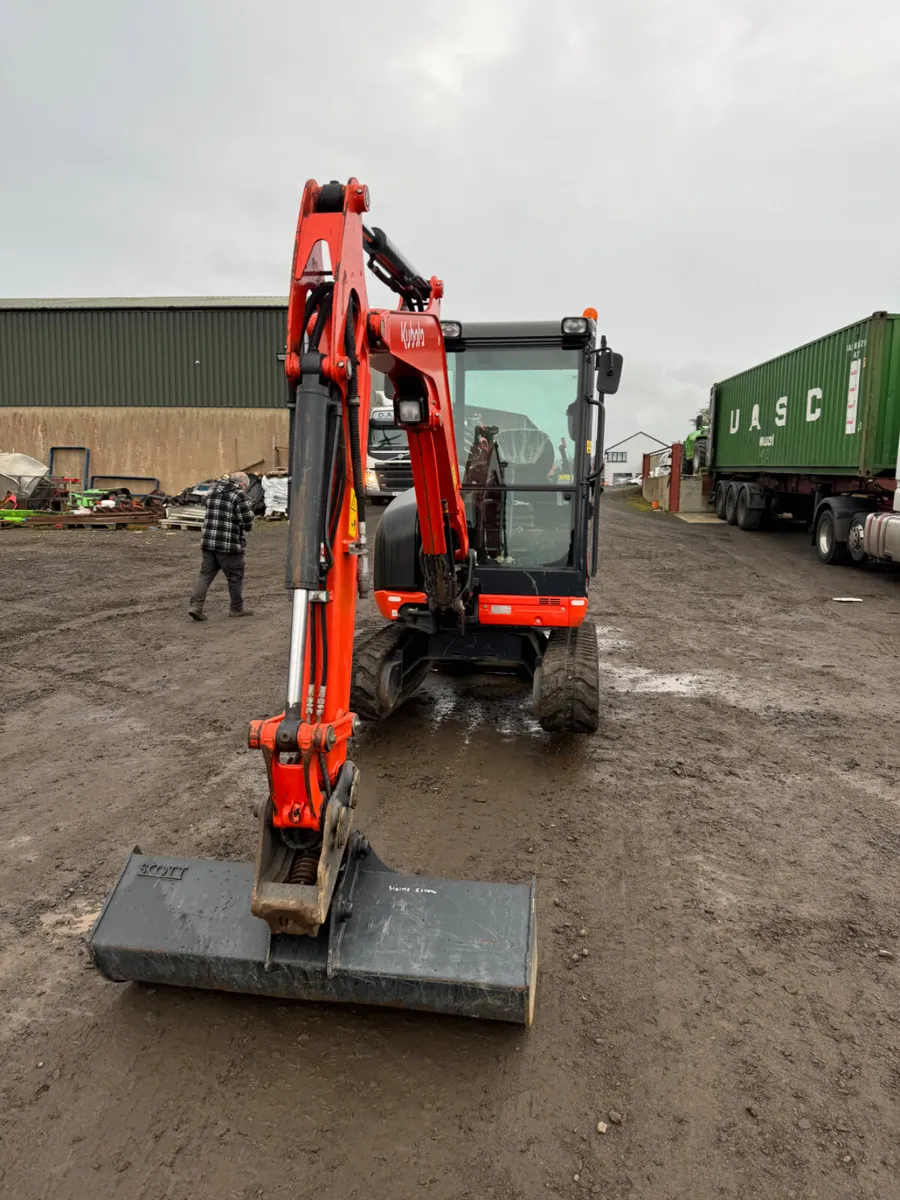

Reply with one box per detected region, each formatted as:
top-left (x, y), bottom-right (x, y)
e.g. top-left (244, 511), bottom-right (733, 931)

top-left (374, 488), bottom-right (421, 592)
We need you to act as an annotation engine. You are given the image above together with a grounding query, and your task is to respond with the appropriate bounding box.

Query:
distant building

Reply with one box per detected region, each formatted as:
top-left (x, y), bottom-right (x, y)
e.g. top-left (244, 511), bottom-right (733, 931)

top-left (0, 296), bottom-right (290, 493)
top-left (603, 431), bottom-right (667, 484)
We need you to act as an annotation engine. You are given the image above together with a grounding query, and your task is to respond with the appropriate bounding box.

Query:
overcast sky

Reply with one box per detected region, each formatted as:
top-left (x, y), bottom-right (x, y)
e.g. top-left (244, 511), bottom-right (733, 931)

top-left (3, 0), bottom-right (900, 446)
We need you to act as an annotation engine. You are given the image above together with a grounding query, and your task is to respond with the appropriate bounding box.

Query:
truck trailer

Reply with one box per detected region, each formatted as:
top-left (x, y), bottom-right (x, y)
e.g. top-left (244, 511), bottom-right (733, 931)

top-left (707, 311), bottom-right (900, 565)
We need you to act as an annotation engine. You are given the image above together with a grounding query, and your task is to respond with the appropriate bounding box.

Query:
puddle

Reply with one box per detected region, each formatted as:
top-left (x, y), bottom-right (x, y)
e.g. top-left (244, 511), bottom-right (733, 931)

top-left (593, 624), bottom-right (830, 720)
top-left (386, 619), bottom-right (833, 733)
top-left (595, 625), bottom-right (632, 653)
top-left (426, 678), bottom-right (542, 742)
top-left (429, 682), bottom-right (459, 727)
top-left (598, 664), bottom-right (712, 696)
top-left (595, 625), bottom-right (719, 697)
top-left (429, 691), bottom-right (490, 744)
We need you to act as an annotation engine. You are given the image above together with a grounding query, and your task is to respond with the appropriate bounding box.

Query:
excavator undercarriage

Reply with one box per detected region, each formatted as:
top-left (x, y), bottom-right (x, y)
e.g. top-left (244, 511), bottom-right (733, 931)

top-left (351, 618), bottom-right (602, 733)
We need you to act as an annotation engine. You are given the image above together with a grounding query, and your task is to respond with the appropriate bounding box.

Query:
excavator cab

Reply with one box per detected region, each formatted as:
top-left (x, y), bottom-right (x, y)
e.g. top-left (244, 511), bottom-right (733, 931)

top-left (357, 318), bottom-right (622, 732)
top-left (448, 322), bottom-right (592, 574)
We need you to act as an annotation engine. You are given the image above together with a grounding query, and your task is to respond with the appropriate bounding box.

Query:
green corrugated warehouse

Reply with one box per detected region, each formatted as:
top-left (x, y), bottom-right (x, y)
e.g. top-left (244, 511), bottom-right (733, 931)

top-left (0, 297), bottom-right (289, 493)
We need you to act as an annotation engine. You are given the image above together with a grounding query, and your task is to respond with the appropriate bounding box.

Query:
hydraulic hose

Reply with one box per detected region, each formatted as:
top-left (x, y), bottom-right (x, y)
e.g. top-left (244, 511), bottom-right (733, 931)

top-left (302, 282), bottom-right (333, 349)
top-left (307, 597), bottom-right (317, 721)
top-left (343, 297), bottom-right (370, 596)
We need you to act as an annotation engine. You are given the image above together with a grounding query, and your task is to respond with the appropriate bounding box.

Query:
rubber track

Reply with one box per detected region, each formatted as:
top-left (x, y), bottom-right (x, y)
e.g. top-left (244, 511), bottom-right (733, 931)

top-left (536, 620), bottom-right (600, 733)
top-left (350, 623), bottom-right (429, 721)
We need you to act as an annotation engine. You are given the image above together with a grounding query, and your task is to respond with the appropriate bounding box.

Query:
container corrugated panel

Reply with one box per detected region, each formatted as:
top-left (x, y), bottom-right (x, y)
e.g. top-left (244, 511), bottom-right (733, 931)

top-left (0, 305), bottom-right (289, 408)
top-left (711, 313), bottom-right (900, 477)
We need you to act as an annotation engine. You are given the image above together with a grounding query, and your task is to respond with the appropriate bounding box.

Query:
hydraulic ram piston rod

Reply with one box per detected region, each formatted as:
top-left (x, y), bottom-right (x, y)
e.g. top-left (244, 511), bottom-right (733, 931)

top-left (286, 588), bottom-right (309, 709)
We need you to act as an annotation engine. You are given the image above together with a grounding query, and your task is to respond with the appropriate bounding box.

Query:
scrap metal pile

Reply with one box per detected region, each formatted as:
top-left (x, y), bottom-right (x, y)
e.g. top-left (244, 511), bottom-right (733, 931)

top-left (0, 453), bottom-right (284, 530)
top-left (0, 462), bottom-right (162, 531)
top-left (161, 472), bottom-right (275, 529)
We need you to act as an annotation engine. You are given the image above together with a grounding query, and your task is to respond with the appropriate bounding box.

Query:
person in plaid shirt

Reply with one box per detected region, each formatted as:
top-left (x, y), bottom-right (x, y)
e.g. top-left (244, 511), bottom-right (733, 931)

top-left (188, 472), bottom-right (255, 620)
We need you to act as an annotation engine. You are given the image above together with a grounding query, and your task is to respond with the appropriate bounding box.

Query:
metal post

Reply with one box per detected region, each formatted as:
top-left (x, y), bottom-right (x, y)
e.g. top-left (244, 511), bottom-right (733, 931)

top-left (670, 443), bottom-right (683, 513)
top-left (286, 588), bottom-right (309, 708)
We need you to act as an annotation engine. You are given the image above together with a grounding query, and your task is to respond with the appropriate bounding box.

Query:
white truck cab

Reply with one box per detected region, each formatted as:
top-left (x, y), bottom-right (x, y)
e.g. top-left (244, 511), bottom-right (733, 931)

top-left (366, 392), bottom-right (413, 503)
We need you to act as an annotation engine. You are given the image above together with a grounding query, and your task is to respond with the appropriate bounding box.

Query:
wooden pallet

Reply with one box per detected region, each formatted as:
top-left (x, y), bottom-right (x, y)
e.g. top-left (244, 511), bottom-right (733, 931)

top-left (166, 505), bottom-right (206, 519)
top-left (159, 518), bottom-right (203, 531)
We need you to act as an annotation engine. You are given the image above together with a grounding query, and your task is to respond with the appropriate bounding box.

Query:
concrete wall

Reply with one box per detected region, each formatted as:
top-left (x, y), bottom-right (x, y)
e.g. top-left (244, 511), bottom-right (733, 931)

top-left (0, 407), bottom-right (290, 494)
top-left (678, 476), bottom-right (706, 513)
top-left (642, 474), bottom-right (671, 511)
top-left (641, 473), bottom-right (713, 514)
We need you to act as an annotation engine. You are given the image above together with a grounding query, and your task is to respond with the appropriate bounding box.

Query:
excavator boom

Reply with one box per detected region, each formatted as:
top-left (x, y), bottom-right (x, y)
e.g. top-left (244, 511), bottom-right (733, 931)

top-left (88, 179), bottom-right (538, 1024)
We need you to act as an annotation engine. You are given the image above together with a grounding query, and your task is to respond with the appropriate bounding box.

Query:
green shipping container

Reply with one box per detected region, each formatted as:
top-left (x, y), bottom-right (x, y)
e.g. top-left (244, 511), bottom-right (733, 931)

top-left (710, 312), bottom-right (900, 479)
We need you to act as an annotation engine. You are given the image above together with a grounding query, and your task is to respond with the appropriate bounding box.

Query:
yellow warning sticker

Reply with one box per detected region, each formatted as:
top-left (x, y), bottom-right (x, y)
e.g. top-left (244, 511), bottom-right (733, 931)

top-left (348, 489), bottom-right (358, 538)
top-left (586, 440), bottom-right (592, 454)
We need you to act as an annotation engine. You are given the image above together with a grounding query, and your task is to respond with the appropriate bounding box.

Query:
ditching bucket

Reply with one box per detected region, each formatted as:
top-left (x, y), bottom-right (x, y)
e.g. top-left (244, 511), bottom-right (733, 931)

top-left (89, 832), bottom-right (537, 1025)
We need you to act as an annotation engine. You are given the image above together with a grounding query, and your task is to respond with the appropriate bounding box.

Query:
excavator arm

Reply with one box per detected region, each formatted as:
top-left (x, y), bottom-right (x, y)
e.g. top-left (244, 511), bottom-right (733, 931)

top-left (363, 247), bottom-right (470, 611)
top-left (249, 181), bottom-right (473, 916)
top-left (247, 180), bottom-right (494, 940)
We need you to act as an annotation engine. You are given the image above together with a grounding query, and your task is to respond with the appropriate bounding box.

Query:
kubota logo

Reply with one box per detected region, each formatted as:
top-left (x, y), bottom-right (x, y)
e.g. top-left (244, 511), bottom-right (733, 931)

top-left (400, 321), bottom-right (425, 350)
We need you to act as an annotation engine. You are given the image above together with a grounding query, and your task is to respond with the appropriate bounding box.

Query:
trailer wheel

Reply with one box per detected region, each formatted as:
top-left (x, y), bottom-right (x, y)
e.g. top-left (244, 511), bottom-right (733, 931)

top-left (847, 514), bottom-right (869, 564)
top-left (714, 483), bottom-right (728, 520)
top-left (815, 508), bottom-right (849, 565)
top-left (736, 485), bottom-right (763, 531)
top-left (724, 483), bottom-right (739, 525)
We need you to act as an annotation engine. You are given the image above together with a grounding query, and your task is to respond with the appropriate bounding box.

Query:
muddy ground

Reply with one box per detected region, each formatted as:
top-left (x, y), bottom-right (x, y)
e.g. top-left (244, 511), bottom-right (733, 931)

top-left (1, 489), bottom-right (899, 1200)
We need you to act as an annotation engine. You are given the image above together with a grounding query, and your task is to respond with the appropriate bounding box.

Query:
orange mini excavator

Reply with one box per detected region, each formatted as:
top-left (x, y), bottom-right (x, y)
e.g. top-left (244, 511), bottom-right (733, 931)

top-left (88, 179), bottom-right (622, 1025)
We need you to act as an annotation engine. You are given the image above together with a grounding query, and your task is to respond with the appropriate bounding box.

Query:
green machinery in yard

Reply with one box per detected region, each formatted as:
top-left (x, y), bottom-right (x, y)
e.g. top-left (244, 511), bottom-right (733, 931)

top-left (0, 510), bottom-right (33, 525)
top-left (683, 411), bottom-right (709, 475)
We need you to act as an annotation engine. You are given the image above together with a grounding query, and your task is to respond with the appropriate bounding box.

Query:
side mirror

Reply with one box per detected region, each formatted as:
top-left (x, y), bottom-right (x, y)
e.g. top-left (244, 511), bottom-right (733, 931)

top-left (596, 341), bottom-right (623, 396)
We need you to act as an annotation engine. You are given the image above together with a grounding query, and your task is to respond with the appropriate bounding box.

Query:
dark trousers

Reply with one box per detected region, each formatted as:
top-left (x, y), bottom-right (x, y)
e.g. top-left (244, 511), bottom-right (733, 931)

top-left (190, 549), bottom-right (245, 612)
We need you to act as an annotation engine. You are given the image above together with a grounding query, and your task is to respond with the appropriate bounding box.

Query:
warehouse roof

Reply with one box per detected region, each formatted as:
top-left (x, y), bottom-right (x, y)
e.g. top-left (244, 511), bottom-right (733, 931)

top-left (0, 296), bottom-right (287, 311)
top-left (605, 430), bottom-right (668, 452)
